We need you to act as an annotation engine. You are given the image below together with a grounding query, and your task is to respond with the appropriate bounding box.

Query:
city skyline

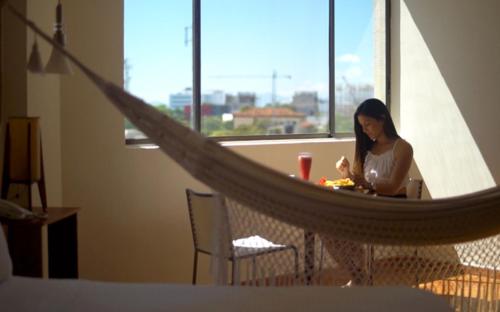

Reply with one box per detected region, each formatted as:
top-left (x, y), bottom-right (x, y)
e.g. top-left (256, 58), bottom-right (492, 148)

top-left (167, 82), bottom-right (374, 109)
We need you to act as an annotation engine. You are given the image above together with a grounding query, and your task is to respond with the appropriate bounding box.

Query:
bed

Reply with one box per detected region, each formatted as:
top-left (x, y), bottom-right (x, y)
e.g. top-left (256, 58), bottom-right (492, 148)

top-left (0, 228), bottom-right (452, 311)
top-left (0, 276), bottom-right (453, 311)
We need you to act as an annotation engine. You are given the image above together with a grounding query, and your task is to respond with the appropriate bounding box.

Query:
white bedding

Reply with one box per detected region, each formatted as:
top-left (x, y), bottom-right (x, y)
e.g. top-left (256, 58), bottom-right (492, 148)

top-left (0, 227), bottom-right (451, 311)
top-left (0, 276), bottom-right (452, 311)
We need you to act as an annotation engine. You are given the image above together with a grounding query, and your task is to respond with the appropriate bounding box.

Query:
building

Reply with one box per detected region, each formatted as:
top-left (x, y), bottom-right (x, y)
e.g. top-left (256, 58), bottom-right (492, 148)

top-left (202, 90), bottom-right (225, 106)
top-left (169, 88), bottom-right (192, 110)
top-left (183, 103), bottom-right (230, 121)
top-left (292, 91), bottom-right (319, 116)
top-left (335, 83), bottom-right (374, 107)
top-left (171, 89), bottom-right (227, 111)
top-left (225, 92), bottom-right (256, 112)
top-left (233, 107), bottom-right (305, 133)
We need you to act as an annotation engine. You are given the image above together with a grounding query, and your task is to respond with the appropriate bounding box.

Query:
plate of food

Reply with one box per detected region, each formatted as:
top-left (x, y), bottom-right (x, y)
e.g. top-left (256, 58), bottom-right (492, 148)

top-left (318, 177), bottom-right (356, 190)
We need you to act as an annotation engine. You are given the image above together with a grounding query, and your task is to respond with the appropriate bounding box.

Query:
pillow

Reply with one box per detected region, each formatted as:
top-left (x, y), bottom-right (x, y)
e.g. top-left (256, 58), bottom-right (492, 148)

top-left (0, 225), bottom-right (12, 282)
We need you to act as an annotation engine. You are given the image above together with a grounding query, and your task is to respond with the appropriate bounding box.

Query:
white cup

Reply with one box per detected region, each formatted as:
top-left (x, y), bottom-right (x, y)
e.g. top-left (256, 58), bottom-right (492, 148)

top-left (406, 178), bottom-right (421, 199)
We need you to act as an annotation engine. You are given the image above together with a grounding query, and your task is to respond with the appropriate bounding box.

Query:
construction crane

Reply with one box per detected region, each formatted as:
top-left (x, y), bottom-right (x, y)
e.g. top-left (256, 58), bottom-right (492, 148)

top-left (184, 28), bottom-right (290, 105)
top-left (342, 75), bottom-right (357, 104)
top-left (210, 70), bottom-right (292, 105)
top-left (270, 70), bottom-right (292, 105)
top-left (184, 26), bottom-right (192, 47)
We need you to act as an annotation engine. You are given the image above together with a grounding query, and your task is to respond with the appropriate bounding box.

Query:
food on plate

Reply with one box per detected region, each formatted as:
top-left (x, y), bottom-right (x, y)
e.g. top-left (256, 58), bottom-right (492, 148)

top-left (318, 177), bottom-right (355, 188)
top-left (332, 178), bottom-right (355, 187)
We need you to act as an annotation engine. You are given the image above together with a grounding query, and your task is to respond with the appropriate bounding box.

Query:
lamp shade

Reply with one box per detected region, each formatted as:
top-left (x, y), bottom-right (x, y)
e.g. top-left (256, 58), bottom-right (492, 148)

top-left (45, 45), bottom-right (72, 74)
top-left (44, 1), bottom-right (72, 75)
top-left (27, 39), bottom-right (44, 74)
top-left (2, 117), bottom-right (48, 211)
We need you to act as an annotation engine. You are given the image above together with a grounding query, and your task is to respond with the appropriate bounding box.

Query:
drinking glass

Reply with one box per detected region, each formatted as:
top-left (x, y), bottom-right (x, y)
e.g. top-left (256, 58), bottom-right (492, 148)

top-left (298, 152), bottom-right (312, 181)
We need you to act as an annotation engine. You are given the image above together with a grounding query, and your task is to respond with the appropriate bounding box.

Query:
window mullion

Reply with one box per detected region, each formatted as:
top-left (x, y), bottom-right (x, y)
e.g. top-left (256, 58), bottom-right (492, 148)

top-left (329, 0), bottom-right (335, 137)
top-left (385, 0), bottom-right (392, 112)
top-left (193, 0), bottom-right (201, 132)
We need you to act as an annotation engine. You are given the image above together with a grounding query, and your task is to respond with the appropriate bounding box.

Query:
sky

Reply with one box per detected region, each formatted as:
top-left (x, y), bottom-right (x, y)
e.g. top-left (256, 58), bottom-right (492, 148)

top-left (125, 0), bottom-right (377, 105)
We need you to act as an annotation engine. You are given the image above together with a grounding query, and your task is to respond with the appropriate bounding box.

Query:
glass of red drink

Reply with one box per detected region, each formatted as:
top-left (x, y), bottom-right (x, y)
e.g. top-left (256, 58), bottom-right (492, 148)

top-left (298, 152), bottom-right (312, 181)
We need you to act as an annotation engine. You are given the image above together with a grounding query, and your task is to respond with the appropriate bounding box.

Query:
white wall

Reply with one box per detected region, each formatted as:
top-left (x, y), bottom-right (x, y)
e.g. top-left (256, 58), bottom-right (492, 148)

top-left (393, 0), bottom-right (499, 198)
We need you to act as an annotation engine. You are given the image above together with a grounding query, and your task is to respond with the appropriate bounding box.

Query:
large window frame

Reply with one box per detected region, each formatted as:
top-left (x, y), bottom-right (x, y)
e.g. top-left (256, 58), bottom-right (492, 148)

top-left (126, 0), bottom-right (391, 144)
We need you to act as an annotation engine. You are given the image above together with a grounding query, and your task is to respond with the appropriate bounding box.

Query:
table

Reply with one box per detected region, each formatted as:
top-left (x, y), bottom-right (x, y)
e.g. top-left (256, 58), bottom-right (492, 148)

top-left (1, 207), bottom-right (79, 278)
top-left (303, 187), bottom-right (376, 285)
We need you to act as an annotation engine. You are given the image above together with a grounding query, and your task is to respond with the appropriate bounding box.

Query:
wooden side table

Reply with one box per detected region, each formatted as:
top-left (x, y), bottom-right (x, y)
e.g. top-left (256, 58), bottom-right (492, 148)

top-left (0, 207), bottom-right (79, 278)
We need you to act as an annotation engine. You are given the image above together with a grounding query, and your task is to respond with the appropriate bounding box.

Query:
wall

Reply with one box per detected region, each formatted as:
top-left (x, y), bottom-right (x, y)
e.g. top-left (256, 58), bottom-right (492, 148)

top-left (1, 0), bottom-right (27, 120)
top-left (26, 0), bottom-right (62, 207)
top-left (0, 0), bottom-right (62, 207)
top-left (1, 0), bottom-right (27, 187)
top-left (392, 0), bottom-right (499, 198)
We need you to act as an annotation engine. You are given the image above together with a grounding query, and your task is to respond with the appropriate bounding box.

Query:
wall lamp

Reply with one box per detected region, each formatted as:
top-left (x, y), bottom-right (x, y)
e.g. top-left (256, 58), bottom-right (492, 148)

top-left (26, 0), bottom-right (72, 75)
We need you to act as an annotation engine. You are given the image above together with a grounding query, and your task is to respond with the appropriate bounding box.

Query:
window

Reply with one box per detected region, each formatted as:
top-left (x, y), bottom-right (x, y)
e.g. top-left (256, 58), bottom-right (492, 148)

top-left (334, 0), bottom-right (387, 134)
top-left (124, 0), bottom-right (388, 142)
top-left (124, 1), bottom-right (192, 141)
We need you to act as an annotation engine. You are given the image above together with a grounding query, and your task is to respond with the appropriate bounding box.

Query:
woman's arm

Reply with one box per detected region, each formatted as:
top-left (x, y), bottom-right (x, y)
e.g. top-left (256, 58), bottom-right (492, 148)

top-left (351, 164), bottom-right (368, 188)
top-left (373, 140), bottom-right (413, 195)
top-left (336, 156), bottom-right (370, 188)
top-left (336, 156), bottom-right (354, 180)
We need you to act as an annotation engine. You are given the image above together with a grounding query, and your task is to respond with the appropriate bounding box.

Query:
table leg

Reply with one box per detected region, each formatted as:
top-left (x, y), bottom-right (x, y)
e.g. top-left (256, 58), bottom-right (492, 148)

top-left (304, 230), bottom-right (315, 285)
top-left (48, 214), bottom-right (78, 278)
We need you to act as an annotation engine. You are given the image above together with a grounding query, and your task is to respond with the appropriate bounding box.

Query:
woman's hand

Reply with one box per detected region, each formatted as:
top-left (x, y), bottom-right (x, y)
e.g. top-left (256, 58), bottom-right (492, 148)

top-left (336, 156), bottom-right (351, 178)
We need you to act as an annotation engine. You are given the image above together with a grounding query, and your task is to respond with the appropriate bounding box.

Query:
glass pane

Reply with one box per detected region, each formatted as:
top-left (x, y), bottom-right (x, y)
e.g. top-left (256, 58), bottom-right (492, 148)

top-left (335, 0), bottom-right (386, 134)
top-left (201, 0), bottom-right (329, 137)
top-left (124, 0), bottom-right (192, 140)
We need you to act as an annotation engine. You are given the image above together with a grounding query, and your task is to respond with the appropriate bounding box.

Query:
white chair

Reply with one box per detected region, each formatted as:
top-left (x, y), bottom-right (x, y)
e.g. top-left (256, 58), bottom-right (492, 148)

top-left (406, 178), bottom-right (424, 199)
top-left (186, 189), bottom-right (298, 285)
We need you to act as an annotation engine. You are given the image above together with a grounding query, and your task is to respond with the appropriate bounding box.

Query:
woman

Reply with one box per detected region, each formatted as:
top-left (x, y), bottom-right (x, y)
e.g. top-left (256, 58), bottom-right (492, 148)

top-left (336, 98), bottom-right (413, 196)
top-left (324, 98), bottom-right (413, 286)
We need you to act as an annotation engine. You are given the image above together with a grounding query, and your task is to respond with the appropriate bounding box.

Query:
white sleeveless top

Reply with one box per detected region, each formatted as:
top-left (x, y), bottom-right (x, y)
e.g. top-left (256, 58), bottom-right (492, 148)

top-left (364, 139), bottom-right (404, 183)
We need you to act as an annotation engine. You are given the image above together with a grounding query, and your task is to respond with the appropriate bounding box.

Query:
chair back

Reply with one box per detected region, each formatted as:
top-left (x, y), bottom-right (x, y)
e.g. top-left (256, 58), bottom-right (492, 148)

top-left (186, 189), bottom-right (220, 254)
top-left (406, 178), bottom-right (424, 199)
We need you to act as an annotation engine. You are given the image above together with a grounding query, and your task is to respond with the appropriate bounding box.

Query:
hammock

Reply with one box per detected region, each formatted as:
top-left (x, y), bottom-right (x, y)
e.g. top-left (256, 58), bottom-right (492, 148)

top-left (7, 4), bottom-right (500, 311)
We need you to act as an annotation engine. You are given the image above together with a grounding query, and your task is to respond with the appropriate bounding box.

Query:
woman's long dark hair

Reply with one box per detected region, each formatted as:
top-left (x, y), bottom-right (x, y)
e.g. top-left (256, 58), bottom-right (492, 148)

top-left (353, 98), bottom-right (400, 176)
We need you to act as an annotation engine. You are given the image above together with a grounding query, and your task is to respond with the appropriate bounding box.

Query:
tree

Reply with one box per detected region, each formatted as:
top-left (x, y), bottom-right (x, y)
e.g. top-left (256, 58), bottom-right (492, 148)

top-left (202, 116), bottom-right (224, 135)
top-left (335, 114), bottom-right (353, 133)
top-left (240, 105), bottom-right (253, 112)
top-left (264, 102), bottom-right (295, 111)
top-left (128, 104), bottom-right (189, 132)
top-left (124, 118), bottom-right (135, 129)
top-left (155, 104), bottom-right (188, 126)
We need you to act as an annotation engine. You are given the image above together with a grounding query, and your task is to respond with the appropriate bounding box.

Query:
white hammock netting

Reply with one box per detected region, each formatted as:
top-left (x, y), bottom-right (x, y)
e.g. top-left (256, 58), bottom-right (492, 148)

top-left (8, 4), bottom-right (500, 311)
top-left (219, 196), bottom-right (500, 312)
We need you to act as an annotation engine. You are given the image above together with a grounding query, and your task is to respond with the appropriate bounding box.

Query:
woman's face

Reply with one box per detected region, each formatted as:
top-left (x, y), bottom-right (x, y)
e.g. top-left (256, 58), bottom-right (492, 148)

top-left (357, 114), bottom-right (385, 141)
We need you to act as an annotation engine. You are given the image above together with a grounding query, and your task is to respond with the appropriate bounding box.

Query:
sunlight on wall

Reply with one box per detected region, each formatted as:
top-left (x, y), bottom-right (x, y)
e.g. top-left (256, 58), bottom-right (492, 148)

top-left (399, 2), bottom-right (495, 198)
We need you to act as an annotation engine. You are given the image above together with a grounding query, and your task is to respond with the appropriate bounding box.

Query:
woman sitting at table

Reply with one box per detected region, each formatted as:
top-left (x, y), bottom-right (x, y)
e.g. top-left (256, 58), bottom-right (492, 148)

top-left (325, 98), bottom-right (413, 286)
top-left (336, 98), bottom-right (413, 196)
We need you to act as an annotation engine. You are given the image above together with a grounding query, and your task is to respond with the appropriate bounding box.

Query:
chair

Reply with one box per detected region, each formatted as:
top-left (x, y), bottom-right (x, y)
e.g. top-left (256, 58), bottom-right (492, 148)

top-left (406, 178), bottom-right (424, 199)
top-left (186, 189), bottom-right (299, 285)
